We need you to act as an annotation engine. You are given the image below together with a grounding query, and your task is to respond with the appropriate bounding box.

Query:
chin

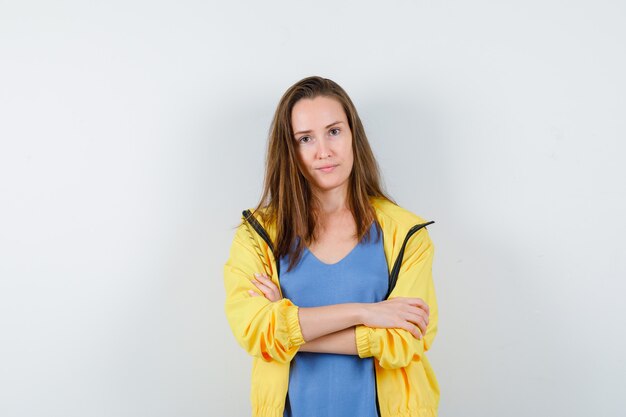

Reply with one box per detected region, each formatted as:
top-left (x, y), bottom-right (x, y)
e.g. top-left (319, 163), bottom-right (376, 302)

top-left (312, 179), bottom-right (350, 193)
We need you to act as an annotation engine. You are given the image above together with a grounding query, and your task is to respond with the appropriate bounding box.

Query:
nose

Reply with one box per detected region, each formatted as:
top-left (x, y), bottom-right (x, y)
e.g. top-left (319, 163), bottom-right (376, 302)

top-left (317, 138), bottom-right (332, 159)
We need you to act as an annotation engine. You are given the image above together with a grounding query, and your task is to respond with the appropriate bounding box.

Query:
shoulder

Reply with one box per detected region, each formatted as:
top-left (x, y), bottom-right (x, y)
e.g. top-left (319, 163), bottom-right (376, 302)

top-left (240, 205), bottom-right (277, 242)
top-left (240, 205), bottom-right (273, 226)
top-left (370, 196), bottom-right (429, 229)
top-left (370, 197), bottom-right (435, 263)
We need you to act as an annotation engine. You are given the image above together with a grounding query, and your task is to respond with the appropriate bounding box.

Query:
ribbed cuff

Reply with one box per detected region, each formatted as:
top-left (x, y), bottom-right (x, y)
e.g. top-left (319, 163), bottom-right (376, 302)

top-left (285, 305), bottom-right (305, 348)
top-left (252, 404), bottom-right (284, 417)
top-left (355, 325), bottom-right (373, 358)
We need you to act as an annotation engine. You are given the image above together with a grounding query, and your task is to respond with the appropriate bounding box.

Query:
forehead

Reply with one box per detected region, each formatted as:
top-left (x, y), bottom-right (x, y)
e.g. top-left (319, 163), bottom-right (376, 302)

top-left (291, 96), bottom-right (347, 131)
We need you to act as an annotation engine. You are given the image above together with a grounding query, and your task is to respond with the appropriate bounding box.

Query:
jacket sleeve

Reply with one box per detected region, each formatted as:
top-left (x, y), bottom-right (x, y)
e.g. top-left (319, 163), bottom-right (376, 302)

top-left (223, 222), bottom-right (305, 363)
top-left (354, 227), bottom-right (438, 369)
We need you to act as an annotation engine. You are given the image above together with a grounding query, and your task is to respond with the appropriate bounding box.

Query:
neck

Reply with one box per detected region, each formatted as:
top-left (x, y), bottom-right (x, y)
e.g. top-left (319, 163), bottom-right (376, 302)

top-left (313, 185), bottom-right (350, 215)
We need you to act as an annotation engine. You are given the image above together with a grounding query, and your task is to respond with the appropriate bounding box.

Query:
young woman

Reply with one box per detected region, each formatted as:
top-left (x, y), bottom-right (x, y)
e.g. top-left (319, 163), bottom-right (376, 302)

top-left (224, 76), bottom-right (439, 417)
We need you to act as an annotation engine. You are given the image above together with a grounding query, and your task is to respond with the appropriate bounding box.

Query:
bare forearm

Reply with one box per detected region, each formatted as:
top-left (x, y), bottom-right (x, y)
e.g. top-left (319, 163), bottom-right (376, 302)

top-left (298, 303), bottom-right (364, 342)
top-left (299, 327), bottom-right (358, 355)
top-left (249, 273), bottom-right (429, 344)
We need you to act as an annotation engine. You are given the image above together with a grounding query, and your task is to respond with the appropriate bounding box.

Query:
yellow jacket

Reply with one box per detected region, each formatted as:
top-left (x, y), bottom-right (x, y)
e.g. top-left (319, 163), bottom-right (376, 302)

top-left (224, 197), bottom-right (440, 417)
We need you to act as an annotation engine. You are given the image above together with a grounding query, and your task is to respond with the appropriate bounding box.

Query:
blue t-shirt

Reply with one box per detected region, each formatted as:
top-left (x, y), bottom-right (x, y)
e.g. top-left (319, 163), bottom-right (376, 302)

top-left (279, 223), bottom-right (387, 417)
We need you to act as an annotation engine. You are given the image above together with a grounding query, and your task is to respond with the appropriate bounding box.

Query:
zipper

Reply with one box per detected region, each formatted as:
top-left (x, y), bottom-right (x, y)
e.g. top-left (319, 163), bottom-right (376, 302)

top-left (243, 208), bottom-right (433, 416)
top-left (242, 209), bottom-right (280, 278)
top-left (384, 221), bottom-right (435, 299)
top-left (243, 209), bottom-right (434, 297)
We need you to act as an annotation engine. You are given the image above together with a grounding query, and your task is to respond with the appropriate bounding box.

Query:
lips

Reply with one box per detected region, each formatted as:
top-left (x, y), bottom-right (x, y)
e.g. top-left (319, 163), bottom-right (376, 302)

top-left (316, 164), bottom-right (338, 172)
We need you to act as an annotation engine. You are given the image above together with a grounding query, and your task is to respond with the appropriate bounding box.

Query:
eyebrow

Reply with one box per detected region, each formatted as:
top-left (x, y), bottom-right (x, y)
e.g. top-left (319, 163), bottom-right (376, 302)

top-left (293, 121), bottom-right (343, 137)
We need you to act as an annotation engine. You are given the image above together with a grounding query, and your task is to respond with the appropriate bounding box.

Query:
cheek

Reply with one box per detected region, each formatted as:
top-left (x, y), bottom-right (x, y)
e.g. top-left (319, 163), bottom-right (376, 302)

top-left (346, 153), bottom-right (354, 173)
top-left (343, 139), bottom-right (354, 165)
top-left (296, 148), bottom-right (310, 165)
top-left (295, 148), bottom-right (314, 173)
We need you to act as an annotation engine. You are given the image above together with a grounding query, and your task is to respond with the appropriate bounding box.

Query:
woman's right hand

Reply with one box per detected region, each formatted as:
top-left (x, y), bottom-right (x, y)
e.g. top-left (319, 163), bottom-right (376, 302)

top-left (361, 297), bottom-right (430, 339)
top-left (248, 272), bottom-right (282, 302)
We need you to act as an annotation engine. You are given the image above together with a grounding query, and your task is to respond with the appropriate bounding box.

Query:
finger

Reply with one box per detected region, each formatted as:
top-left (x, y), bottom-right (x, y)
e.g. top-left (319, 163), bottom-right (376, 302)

top-left (248, 290), bottom-right (260, 297)
top-left (250, 277), bottom-right (274, 298)
top-left (253, 275), bottom-right (279, 299)
top-left (396, 301), bottom-right (429, 322)
top-left (406, 312), bottom-right (427, 336)
top-left (401, 322), bottom-right (422, 339)
top-left (413, 307), bottom-right (429, 325)
top-left (409, 298), bottom-right (429, 313)
top-left (392, 296), bottom-right (426, 309)
top-left (401, 297), bottom-right (429, 315)
top-left (254, 273), bottom-right (279, 291)
top-left (262, 274), bottom-right (283, 301)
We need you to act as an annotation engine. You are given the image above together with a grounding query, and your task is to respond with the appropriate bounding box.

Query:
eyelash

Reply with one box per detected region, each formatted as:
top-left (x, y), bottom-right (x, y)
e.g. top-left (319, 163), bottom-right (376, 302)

top-left (297, 128), bottom-right (340, 144)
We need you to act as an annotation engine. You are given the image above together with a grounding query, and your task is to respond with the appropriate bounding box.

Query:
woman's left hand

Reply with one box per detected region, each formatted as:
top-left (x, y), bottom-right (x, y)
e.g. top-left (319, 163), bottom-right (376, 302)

top-left (248, 272), bottom-right (282, 302)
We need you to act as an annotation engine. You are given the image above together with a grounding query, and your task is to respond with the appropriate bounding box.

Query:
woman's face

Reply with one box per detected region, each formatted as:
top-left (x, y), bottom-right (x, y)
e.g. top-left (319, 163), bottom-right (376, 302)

top-left (290, 96), bottom-right (354, 196)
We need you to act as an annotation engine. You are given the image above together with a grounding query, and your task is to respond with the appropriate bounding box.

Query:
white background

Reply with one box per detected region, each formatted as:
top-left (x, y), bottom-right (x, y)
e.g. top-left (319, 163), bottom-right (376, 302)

top-left (1, 1), bottom-right (625, 416)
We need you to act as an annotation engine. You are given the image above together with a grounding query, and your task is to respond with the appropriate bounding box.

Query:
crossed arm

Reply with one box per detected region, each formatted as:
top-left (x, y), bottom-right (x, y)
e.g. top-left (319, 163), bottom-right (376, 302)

top-left (248, 272), bottom-right (430, 355)
top-left (224, 221), bottom-right (437, 367)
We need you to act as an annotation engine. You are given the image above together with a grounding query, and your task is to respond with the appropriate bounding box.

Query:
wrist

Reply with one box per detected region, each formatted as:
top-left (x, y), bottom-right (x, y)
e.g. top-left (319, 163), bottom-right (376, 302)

top-left (353, 303), bottom-right (368, 325)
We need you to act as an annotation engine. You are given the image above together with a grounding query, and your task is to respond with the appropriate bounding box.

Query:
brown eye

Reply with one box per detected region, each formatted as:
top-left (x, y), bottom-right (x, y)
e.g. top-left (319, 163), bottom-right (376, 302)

top-left (298, 136), bottom-right (311, 144)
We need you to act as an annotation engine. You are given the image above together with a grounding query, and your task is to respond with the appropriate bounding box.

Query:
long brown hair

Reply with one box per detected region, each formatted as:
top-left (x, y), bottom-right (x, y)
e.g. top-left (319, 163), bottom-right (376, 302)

top-left (250, 76), bottom-right (394, 272)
